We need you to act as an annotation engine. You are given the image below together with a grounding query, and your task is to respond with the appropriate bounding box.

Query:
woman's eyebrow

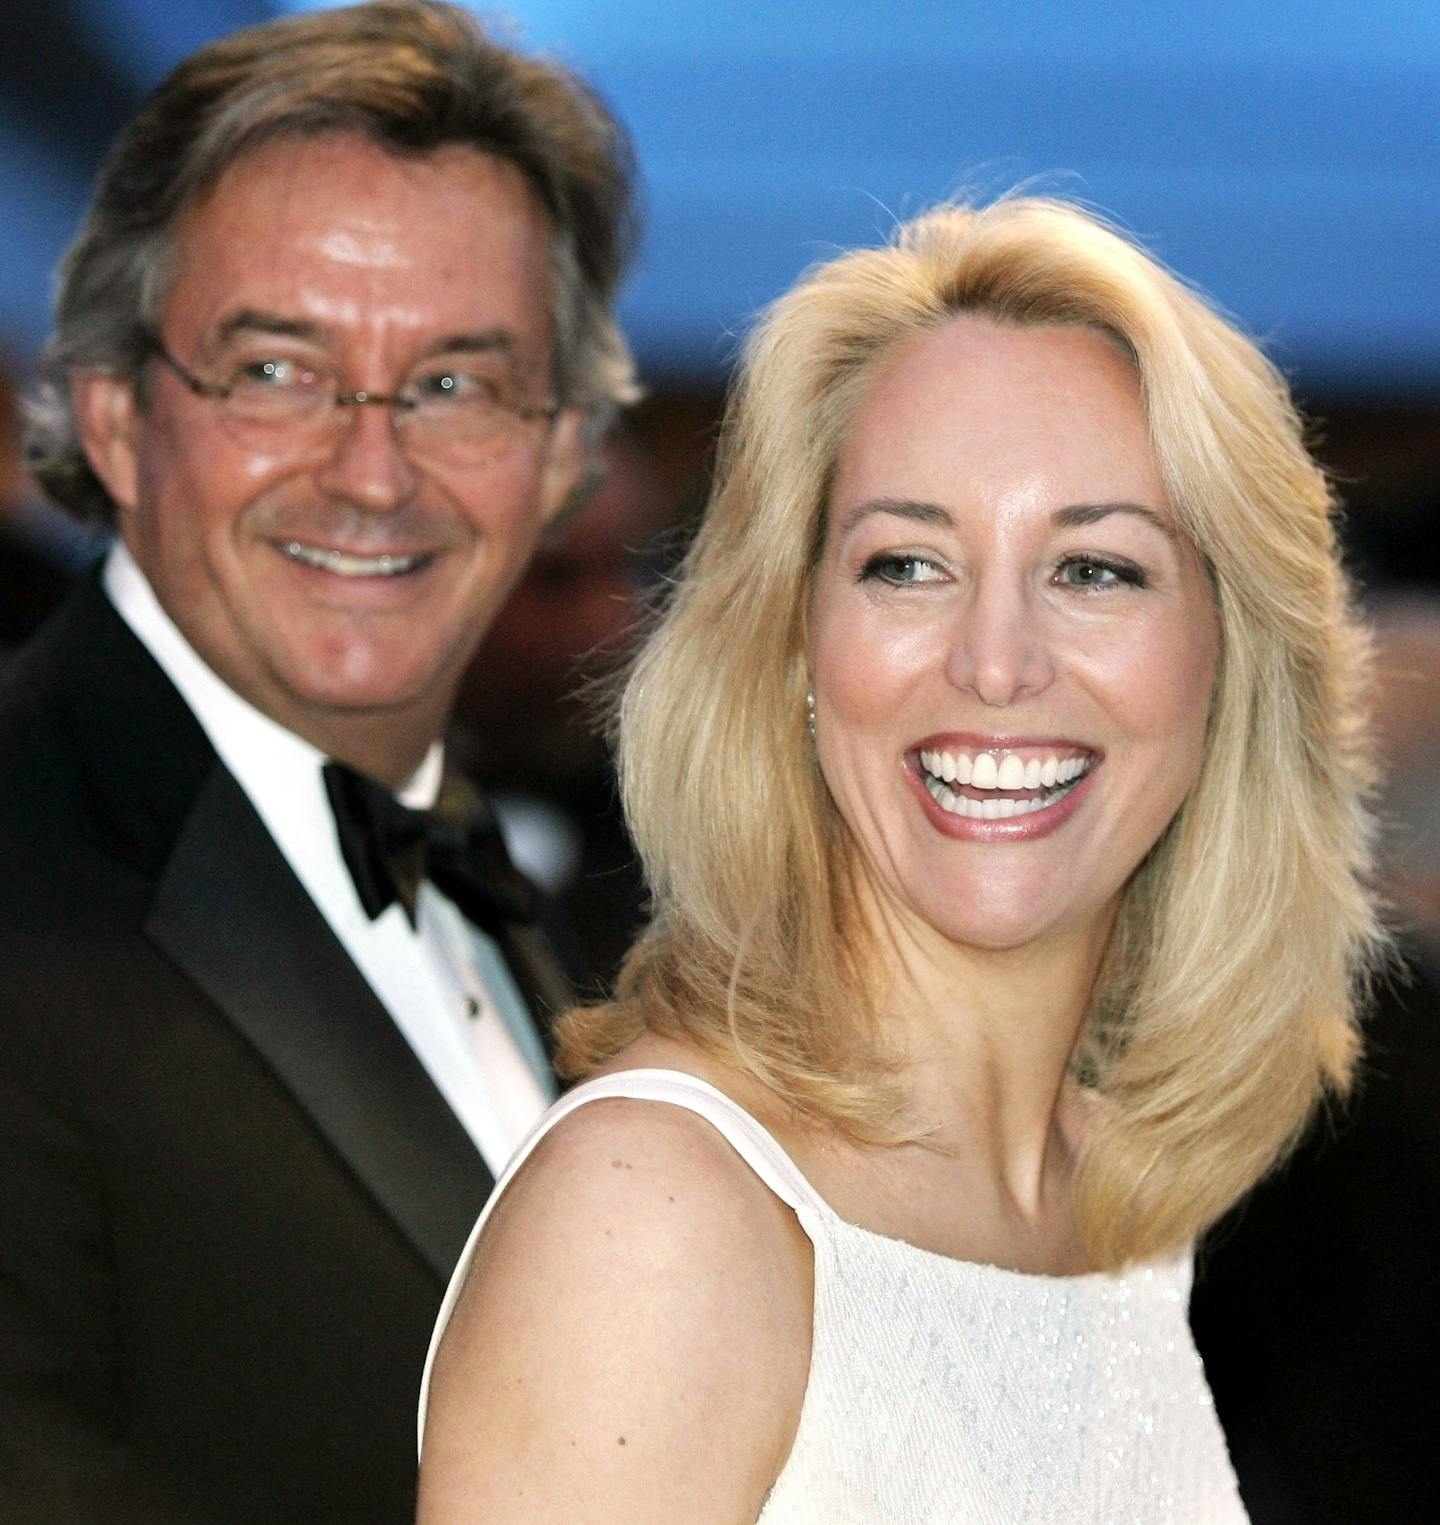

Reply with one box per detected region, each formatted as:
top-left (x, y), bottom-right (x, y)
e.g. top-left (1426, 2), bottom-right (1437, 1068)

top-left (1053, 501), bottom-right (1179, 542)
top-left (838, 497), bottom-right (955, 536)
top-left (840, 497), bottom-right (1178, 542)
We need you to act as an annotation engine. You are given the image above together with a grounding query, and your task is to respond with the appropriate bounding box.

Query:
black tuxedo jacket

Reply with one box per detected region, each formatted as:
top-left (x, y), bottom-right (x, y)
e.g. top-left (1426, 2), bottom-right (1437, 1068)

top-left (0, 579), bottom-right (521, 1523)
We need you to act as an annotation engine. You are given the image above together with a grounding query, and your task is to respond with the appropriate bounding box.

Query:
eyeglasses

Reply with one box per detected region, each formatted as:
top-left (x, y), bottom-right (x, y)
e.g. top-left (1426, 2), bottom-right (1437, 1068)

top-left (146, 335), bottom-right (560, 459)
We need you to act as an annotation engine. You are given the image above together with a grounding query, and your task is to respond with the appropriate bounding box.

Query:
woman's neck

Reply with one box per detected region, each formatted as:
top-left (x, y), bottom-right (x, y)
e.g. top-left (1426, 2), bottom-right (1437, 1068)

top-left (857, 900), bottom-right (1109, 1220)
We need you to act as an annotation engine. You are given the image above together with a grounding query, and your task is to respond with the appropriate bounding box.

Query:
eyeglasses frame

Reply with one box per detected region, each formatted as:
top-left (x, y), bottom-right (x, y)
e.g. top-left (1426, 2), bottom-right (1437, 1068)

top-left (144, 335), bottom-right (561, 437)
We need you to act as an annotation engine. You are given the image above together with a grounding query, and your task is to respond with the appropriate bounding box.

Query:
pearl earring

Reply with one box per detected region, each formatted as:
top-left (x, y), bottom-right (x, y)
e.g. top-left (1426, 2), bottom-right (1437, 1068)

top-left (805, 688), bottom-right (816, 741)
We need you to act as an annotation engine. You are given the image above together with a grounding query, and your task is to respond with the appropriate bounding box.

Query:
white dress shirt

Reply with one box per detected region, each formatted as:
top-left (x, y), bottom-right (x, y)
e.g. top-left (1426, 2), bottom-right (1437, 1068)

top-left (104, 543), bottom-right (554, 1176)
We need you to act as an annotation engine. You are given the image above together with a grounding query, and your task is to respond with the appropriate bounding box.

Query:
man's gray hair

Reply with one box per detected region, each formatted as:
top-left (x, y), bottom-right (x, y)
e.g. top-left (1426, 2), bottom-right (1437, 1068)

top-left (26, 0), bottom-right (639, 524)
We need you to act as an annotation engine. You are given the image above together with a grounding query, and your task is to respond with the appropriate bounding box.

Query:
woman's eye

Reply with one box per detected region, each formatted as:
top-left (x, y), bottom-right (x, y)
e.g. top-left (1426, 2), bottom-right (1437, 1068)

top-left (860, 553), bottom-right (945, 586)
top-left (1054, 556), bottom-right (1145, 590)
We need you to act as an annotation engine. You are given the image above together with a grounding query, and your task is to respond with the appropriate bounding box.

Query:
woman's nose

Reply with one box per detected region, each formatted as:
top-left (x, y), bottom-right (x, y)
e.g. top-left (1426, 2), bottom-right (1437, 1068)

top-left (944, 576), bottom-right (1057, 707)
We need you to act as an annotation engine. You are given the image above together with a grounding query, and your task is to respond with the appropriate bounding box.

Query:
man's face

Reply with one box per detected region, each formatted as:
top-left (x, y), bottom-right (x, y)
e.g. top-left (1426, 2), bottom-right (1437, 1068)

top-left (77, 134), bottom-right (584, 777)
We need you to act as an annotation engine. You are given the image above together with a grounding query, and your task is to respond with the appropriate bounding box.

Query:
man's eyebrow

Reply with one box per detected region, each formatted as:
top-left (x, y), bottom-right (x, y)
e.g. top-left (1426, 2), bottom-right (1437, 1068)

top-left (1053, 501), bottom-right (1179, 542)
top-left (427, 331), bottom-right (516, 358)
top-left (213, 309), bottom-right (325, 346)
top-left (209, 315), bottom-right (517, 362)
top-left (839, 497), bottom-right (956, 536)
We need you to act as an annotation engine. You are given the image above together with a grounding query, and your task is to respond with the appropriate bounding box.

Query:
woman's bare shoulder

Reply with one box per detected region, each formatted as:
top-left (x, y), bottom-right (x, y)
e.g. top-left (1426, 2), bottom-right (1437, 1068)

top-left (419, 1068), bottom-right (813, 1524)
top-left (496, 1078), bottom-right (803, 1252)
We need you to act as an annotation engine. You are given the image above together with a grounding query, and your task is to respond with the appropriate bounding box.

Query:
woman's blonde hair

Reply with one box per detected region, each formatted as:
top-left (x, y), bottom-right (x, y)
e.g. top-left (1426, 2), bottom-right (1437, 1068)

top-left (559, 197), bottom-right (1383, 1268)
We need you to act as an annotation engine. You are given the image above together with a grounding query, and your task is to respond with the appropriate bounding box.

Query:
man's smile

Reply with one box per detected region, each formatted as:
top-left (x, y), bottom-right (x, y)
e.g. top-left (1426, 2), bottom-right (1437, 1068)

top-left (276, 540), bottom-right (434, 578)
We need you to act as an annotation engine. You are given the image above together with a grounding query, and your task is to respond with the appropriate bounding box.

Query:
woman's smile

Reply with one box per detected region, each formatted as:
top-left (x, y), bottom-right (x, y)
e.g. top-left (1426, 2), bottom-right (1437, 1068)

top-left (913, 737), bottom-right (1099, 831)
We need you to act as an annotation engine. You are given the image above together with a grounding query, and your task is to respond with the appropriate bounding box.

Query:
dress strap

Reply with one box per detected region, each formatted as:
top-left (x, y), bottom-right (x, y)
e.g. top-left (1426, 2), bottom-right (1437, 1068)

top-left (549, 1068), bottom-right (831, 1214)
top-left (418, 1066), bottom-right (830, 1452)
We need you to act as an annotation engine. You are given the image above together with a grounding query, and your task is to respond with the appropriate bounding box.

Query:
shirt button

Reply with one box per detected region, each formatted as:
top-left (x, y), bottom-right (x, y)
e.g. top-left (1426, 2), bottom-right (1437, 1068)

top-left (464, 996), bottom-right (480, 1019)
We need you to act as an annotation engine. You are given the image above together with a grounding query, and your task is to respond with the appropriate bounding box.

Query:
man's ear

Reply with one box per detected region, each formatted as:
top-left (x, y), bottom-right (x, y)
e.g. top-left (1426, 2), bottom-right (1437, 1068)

top-left (538, 406), bottom-right (591, 528)
top-left (71, 372), bottom-right (141, 514)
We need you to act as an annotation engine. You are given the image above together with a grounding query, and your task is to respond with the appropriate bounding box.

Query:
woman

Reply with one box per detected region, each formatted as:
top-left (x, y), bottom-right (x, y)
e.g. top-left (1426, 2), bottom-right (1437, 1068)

top-left (417, 198), bottom-right (1381, 1522)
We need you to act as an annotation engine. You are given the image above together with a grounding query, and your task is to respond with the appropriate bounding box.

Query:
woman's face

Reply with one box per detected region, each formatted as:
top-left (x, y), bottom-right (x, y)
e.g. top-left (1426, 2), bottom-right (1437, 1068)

top-left (808, 314), bottom-right (1219, 957)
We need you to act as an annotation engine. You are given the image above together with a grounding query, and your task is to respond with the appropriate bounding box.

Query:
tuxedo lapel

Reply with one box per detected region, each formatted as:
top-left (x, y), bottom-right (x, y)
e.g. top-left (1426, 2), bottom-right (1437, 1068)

top-left (25, 577), bottom-right (491, 1281)
top-left (146, 762), bottom-right (492, 1282)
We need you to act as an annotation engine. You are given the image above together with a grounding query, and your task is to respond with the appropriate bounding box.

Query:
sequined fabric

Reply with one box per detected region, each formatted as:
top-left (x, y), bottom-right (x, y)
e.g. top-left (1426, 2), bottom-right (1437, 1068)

top-left (421, 1069), bottom-right (1249, 1522)
top-left (759, 1212), bottom-right (1247, 1522)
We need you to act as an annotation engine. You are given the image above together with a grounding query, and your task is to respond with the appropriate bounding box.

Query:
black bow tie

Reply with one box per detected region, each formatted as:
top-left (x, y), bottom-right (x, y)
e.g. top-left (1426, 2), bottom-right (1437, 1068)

top-left (322, 761), bottom-right (536, 935)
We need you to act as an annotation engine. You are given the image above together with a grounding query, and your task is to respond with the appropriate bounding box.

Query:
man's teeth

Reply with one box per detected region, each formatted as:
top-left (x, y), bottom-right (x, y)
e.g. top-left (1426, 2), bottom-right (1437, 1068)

top-left (918, 748), bottom-right (1092, 792)
top-left (280, 542), bottom-right (426, 577)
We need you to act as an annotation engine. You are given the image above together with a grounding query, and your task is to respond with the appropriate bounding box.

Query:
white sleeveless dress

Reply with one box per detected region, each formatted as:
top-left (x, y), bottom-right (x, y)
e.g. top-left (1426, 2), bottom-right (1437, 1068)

top-left (420, 1068), bottom-right (1248, 1524)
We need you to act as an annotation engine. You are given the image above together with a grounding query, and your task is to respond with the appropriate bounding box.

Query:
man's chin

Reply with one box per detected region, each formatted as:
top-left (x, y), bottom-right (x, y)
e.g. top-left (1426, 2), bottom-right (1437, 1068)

top-left (265, 656), bottom-right (458, 734)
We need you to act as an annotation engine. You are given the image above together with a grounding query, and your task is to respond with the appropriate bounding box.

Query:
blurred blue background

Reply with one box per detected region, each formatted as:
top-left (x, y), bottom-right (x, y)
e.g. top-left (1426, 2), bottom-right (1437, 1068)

top-left (2, 0), bottom-right (1437, 396)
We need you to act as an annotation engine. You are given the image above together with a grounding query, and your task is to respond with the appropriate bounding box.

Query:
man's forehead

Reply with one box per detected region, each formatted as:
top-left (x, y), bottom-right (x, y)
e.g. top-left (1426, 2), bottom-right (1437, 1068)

top-left (159, 133), bottom-right (557, 351)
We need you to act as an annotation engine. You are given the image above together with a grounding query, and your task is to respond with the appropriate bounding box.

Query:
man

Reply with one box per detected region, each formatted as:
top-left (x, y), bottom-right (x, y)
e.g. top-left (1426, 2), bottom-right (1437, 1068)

top-left (0, 4), bottom-right (636, 1521)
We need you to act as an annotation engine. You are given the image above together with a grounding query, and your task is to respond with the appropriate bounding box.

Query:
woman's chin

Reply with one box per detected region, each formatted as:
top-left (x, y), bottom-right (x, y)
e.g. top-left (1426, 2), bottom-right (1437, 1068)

top-left (909, 889), bottom-right (1118, 963)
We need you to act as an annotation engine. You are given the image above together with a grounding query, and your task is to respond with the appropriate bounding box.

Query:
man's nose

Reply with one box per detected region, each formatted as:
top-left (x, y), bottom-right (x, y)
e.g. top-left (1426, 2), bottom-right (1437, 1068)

top-left (311, 396), bottom-right (420, 512)
top-left (944, 575), bottom-right (1057, 707)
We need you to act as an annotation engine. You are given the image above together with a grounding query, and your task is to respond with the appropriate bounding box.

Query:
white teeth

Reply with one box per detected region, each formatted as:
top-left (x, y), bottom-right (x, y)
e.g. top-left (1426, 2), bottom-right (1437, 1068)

top-left (923, 772), bottom-right (1082, 822)
top-left (996, 754), bottom-right (1026, 790)
top-left (918, 744), bottom-right (1098, 824)
top-left (280, 542), bottom-right (425, 577)
top-left (919, 747), bottom-right (1093, 792)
